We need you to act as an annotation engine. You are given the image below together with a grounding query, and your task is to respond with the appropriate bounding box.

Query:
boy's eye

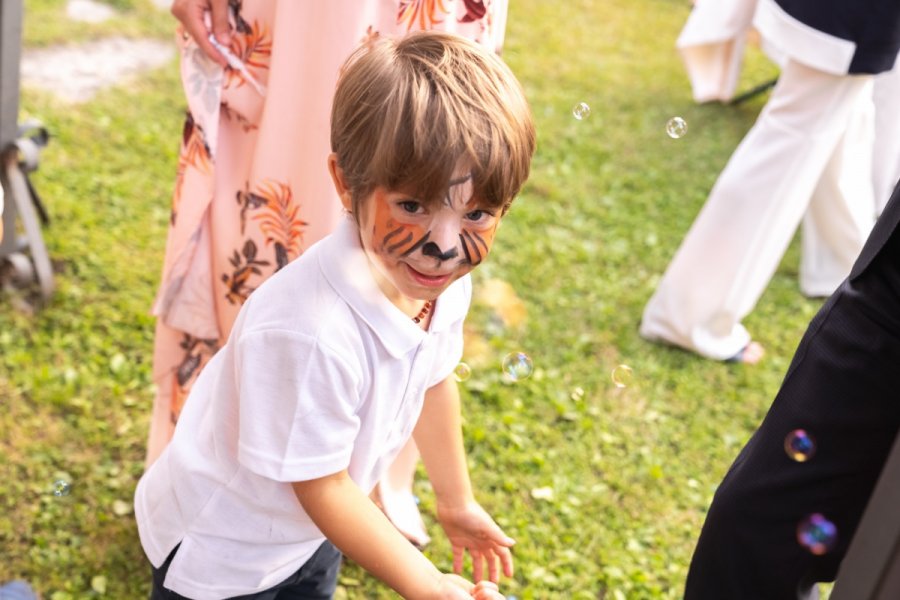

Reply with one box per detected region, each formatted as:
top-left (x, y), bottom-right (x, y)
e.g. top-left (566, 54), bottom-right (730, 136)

top-left (398, 200), bottom-right (422, 214)
top-left (465, 209), bottom-right (493, 222)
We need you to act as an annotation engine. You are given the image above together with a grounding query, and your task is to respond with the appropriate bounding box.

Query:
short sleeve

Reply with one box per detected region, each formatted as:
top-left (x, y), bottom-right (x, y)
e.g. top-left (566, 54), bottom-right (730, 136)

top-left (426, 277), bottom-right (471, 388)
top-left (427, 317), bottom-right (465, 388)
top-left (234, 329), bottom-right (361, 482)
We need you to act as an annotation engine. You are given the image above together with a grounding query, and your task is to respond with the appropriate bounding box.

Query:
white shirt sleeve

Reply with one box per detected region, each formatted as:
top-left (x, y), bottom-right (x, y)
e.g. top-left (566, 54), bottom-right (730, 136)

top-left (234, 329), bottom-right (362, 483)
top-left (426, 277), bottom-right (472, 388)
top-left (427, 317), bottom-right (465, 389)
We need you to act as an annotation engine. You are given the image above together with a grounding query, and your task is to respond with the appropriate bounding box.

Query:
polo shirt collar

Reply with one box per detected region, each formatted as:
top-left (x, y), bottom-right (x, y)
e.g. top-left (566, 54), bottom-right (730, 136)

top-left (318, 217), bottom-right (469, 357)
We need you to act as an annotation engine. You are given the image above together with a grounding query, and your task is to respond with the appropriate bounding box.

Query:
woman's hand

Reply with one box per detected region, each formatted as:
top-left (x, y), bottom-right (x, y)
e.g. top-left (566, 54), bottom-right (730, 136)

top-left (170, 0), bottom-right (231, 66)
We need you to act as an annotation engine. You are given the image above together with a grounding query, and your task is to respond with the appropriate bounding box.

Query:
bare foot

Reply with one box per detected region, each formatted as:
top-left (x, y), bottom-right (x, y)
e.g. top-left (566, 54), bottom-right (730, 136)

top-left (726, 341), bottom-right (765, 364)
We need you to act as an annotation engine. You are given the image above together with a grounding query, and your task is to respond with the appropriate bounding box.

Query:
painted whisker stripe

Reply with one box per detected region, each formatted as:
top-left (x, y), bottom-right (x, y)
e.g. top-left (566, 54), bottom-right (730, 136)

top-left (459, 233), bottom-right (473, 264)
top-left (386, 231), bottom-right (414, 254)
top-left (383, 226), bottom-right (407, 245)
top-left (461, 230), bottom-right (484, 265)
top-left (401, 232), bottom-right (432, 257)
top-left (469, 230), bottom-right (488, 252)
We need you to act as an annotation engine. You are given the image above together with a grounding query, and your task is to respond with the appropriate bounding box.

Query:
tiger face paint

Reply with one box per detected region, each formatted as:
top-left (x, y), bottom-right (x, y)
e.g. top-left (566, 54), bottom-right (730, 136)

top-left (356, 172), bottom-right (501, 304)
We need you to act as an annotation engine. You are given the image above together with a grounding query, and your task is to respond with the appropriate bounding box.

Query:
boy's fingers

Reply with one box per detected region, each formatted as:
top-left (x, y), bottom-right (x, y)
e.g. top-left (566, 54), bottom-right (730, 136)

top-left (475, 581), bottom-right (499, 591)
top-left (445, 573), bottom-right (474, 595)
top-left (487, 553), bottom-right (500, 583)
top-left (471, 550), bottom-right (484, 582)
top-left (472, 581), bottom-right (501, 600)
top-left (498, 545), bottom-right (514, 578)
top-left (486, 522), bottom-right (515, 547)
top-left (452, 545), bottom-right (465, 575)
top-left (449, 588), bottom-right (473, 600)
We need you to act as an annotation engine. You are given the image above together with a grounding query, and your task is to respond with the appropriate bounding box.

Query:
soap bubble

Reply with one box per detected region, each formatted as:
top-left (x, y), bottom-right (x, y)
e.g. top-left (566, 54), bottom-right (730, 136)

top-left (611, 364), bottom-right (633, 388)
top-left (502, 352), bottom-right (533, 382)
top-left (784, 429), bottom-right (816, 462)
top-left (572, 102), bottom-right (591, 120)
top-left (797, 513), bottom-right (837, 555)
top-left (52, 479), bottom-right (71, 497)
top-left (453, 362), bottom-right (472, 382)
top-left (666, 116), bottom-right (687, 139)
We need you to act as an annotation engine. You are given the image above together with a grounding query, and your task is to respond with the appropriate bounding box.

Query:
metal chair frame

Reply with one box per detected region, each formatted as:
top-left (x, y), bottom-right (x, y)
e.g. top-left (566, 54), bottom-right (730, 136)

top-left (1, 0), bottom-right (53, 301)
top-left (831, 431), bottom-right (900, 599)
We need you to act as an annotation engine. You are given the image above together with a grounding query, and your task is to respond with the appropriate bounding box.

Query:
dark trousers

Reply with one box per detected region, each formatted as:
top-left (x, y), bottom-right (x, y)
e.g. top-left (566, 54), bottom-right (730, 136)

top-left (150, 541), bottom-right (342, 600)
top-left (684, 229), bottom-right (900, 599)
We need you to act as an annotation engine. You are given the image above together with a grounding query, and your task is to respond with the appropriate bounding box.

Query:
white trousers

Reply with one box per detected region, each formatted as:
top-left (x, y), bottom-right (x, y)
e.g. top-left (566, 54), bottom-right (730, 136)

top-left (676, 0), bottom-right (758, 103)
top-left (640, 59), bottom-right (876, 360)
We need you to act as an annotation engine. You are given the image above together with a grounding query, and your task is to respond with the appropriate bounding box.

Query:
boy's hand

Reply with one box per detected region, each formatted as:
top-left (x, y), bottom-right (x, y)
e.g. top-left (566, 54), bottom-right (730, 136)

top-left (437, 500), bottom-right (515, 583)
top-left (471, 581), bottom-right (506, 600)
top-left (424, 575), bottom-right (506, 600)
top-left (429, 573), bottom-right (477, 599)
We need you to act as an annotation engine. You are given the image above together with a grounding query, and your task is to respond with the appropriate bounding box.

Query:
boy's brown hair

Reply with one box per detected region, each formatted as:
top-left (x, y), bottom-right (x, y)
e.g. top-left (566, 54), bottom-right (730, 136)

top-left (331, 30), bottom-right (535, 215)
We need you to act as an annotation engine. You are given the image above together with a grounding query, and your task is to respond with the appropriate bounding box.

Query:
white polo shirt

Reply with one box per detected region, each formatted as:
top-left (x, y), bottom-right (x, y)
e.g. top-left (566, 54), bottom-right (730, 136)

top-left (135, 218), bottom-right (470, 599)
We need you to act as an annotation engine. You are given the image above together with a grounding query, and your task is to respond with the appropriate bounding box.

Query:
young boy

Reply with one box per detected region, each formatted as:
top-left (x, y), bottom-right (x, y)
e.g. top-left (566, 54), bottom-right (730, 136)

top-left (135, 30), bottom-right (535, 600)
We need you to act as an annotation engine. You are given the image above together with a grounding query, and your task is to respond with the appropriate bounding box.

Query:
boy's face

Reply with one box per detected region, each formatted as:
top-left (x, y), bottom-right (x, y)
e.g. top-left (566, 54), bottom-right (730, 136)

top-left (357, 169), bottom-right (501, 303)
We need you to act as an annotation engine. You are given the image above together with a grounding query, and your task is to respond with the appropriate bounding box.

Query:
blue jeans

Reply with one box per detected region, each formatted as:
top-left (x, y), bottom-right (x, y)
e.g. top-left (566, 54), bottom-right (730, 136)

top-left (150, 541), bottom-right (342, 599)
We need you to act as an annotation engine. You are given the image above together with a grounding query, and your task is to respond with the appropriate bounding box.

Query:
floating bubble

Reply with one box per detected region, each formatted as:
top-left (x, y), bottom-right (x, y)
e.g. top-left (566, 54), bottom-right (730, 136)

top-left (52, 479), bottom-right (71, 497)
top-left (453, 362), bottom-right (472, 383)
top-left (784, 429), bottom-right (816, 462)
top-left (666, 116), bottom-right (687, 139)
top-left (797, 513), bottom-right (837, 555)
top-left (572, 102), bottom-right (591, 120)
top-left (502, 352), bottom-right (533, 382)
top-left (611, 364), bottom-right (633, 388)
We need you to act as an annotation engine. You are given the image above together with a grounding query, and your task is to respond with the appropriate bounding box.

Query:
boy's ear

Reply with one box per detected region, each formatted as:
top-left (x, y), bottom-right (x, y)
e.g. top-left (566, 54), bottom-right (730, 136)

top-left (327, 153), bottom-right (353, 213)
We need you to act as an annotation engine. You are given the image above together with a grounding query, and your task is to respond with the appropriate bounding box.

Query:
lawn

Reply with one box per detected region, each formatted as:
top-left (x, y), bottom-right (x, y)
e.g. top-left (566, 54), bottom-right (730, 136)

top-left (1, 0), bottom-right (827, 598)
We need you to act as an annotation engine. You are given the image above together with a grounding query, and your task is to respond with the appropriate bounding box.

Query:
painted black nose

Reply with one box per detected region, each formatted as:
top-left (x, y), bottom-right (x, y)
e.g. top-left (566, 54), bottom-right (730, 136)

top-left (421, 242), bottom-right (459, 261)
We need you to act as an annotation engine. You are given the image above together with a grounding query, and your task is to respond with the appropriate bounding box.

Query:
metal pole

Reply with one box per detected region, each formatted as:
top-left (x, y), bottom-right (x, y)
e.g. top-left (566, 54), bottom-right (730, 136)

top-left (0, 0), bottom-right (22, 147)
top-left (0, 0), bottom-right (23, 255)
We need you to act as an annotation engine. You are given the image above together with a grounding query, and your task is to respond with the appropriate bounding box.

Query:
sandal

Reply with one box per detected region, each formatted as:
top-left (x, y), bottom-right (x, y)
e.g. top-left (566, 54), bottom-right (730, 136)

top-left (725, 341), bottom-right (765, 364)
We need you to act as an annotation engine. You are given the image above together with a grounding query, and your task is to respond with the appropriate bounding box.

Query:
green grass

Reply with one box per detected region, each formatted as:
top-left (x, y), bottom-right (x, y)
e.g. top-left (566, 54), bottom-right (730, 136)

top-left (1, 0), bottom-right (830, 597)
top-left (22, 0), bottom-right (172, 47)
